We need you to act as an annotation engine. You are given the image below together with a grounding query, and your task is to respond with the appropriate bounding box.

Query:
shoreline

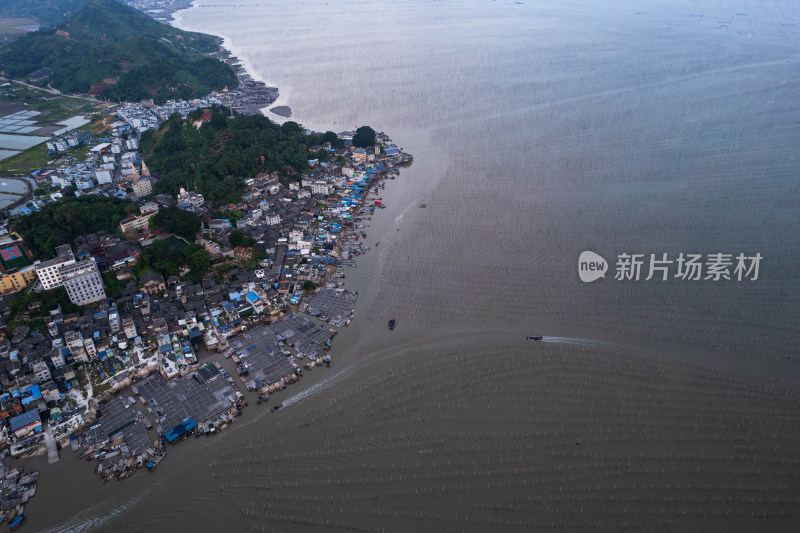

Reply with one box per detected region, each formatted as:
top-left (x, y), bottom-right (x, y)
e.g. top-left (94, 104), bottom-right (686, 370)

top-left (0, 176), bottom-right (34, 212)
top-left (3, 7), bottom-right (414, 512)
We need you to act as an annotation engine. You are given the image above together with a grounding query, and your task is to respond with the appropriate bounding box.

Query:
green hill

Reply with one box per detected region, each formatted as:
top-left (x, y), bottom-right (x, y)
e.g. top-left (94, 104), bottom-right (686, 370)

top-left (0, 0), bottom-right (237, 103)
top-left (141, 106), bottom-right (344, 206)
top-left (0, 0), bottom-right (89, 30)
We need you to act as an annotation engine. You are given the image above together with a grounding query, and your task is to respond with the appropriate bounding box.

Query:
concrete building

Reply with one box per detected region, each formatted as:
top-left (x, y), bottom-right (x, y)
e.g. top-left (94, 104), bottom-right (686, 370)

top-left (311, 182), bottom-right (330, 195)
top-left (61, 258), bottom-right (106, 306)
top-left (64, 330), bottom-right (84, 352)
top-left (122, 316), bottom-right (137, 340)
top-left (35, 245), bottom-right (76, 291)
top-left (132, 176), bottom-right (154, 197)
top-left (10, 410), bottom-right (42, 439)
top-left (83, 337), bottom-right (97, 360)
top-left (50, 349), bottom-right (67, 370)
top-left (352, 148), bottom-right (367, 163)
top-left (0, 265), bottom-right (38, 294)
top-left (178, 187), bottom-right (205, 208)
top-left (32, 359), bottom-right (52, 383)
top-left (119, 211), bottom-right (157, 234)
top-left (64, 330), bottom-right (87, 362)
top-left (140, 201), bottom-right (159, 215)
top-left (108, 308), bottom-right (121, 333)
top-left (139, 270), bottom-right (165, 295)
top-left (95, 169), bottom-right (113, 184)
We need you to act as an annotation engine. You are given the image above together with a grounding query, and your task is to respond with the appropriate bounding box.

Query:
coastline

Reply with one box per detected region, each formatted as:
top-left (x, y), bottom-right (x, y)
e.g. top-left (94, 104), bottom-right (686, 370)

top-left (170, 3), bottom-right (292, 121)
top-left (4, 6), bottom-right (415, 520)
top-left (9, 1), bottom-right (800, 531)
top-left (0, 176), bottom-right (34, 212)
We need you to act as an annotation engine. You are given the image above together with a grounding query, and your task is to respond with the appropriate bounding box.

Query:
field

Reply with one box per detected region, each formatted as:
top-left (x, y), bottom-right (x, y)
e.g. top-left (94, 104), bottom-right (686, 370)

top-left (0, 143), bottom-right (49, 173)
top-left (0, 85), bottom-right (107, 173)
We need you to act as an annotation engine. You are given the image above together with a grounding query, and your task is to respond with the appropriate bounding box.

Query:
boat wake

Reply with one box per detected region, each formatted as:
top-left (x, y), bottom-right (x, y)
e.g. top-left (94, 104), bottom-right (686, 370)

top-left (41, 481), bottom-right (161, 533)
top-left (540, 336), bottom-right (619, 350)
top-left (282, 366), bottom-right (355, 407)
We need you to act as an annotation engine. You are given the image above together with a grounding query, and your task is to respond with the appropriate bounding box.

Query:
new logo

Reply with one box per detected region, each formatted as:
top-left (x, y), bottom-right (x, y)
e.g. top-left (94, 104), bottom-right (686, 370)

top-left (578, 251), bottom-right (607, 282)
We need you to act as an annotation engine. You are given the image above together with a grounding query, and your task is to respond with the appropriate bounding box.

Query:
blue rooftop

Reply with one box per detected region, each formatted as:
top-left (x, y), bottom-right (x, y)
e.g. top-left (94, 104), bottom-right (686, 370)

top-left (10, 410), bottom-right (41, 432)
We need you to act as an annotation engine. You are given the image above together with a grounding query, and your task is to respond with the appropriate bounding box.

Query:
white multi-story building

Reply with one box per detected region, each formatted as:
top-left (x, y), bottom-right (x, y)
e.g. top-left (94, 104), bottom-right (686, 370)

top-left (32, 359), bottom-right (52, 383)
top-left (35, 245), bottom-right (76, 290)
top-left (50, 349), bottom-right (67, 370)
top-left (132, 177), bottom-right (153, 197)
top-left (109, 307), bottom-right (121, 332)
top-left (61, 258), bottom-right (106, 306)
top-left (311, 182), bottom-right (330, 195)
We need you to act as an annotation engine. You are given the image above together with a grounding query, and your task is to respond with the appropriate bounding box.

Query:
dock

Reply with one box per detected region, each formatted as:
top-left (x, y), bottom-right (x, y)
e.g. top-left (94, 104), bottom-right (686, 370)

top-left (44, 430), bottom-right (59, 464)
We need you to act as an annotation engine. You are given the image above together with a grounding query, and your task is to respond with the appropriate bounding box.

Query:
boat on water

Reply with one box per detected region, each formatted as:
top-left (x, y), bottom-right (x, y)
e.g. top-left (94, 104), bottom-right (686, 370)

top-left (389, 319), bottom-right (396, 330)
top-left (9, 516), bottom-right (25, 531)
top-left (146, 454), bottom-right (165, 471)
top-left (271, 403), bottom-right (284, 412)
top-left (526, 336), bottom-right (543, 341)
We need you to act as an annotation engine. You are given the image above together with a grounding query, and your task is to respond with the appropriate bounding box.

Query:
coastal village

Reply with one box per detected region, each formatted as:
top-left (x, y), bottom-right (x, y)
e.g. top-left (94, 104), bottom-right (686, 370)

top-left (0, 66), bottom-right (411, 525)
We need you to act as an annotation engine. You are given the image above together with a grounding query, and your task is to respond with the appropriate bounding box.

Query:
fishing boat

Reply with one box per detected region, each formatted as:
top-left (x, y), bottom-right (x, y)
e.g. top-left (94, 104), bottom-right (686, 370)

top-left (388, 319), bottom-right (396, 330)
top-left (526, 336), bottom-right (543, 341)
top-left (146, 454), bottom-right (166, 471)
top-left (8, 516), bottom-right (25, 531)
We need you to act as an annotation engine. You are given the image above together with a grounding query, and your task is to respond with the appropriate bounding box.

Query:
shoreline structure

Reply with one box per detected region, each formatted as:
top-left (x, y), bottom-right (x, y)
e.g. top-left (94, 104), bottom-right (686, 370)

top-left (4, 12), bottom-right (412, 525)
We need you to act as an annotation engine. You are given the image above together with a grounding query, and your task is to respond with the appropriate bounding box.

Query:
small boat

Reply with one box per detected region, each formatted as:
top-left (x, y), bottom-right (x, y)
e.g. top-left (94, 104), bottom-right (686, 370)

top-left (271, 403), bottom-right (283, 412)
top-left (526, 336), bottom-right (543, 341)
top-left (9, 516), bottom-right (26, 531)
top-left (146, 454), bottom-right (165, 471)
top-left (388, 319), bottom-right (396, 330)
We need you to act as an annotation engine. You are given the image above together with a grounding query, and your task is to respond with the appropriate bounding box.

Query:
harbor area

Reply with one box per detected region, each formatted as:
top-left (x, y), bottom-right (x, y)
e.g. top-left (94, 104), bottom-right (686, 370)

top-left (303, 288), bottom-right (358, 327)
top-left (72, 361), bottom-right (243, 482)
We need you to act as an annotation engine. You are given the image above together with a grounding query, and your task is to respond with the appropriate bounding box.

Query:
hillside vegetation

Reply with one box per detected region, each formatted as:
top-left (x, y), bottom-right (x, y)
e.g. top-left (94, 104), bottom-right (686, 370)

top-left (0, 0), bottom-right (89, 30)
top-left (141, 106), bottom-right (343, 205)
top-left (0, 0), bottom-right (237, 103)
top-left (10, 196), bottom-right (136, 258)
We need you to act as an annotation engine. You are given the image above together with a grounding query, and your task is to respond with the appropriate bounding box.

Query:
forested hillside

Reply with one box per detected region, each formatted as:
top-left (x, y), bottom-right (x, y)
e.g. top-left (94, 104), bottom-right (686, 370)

top-left (0, 0), bottom-right (237, 103)
top-left (142, 106), bottom-right (341, 205)
top-left (10, 196), bottom-right (136, 258)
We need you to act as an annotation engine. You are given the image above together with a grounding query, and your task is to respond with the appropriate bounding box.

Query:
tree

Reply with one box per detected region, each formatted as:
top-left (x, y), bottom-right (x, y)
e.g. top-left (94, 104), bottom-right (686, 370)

top-left (151, 206), bottom-right (202, 240)
top-left (352, 126), bottom-right (376, 148)
top-left (281, 121), bottom-right (303, 137)
top-left (187, 248), bottom-right (210, 279)
top-left (10, 196), bottom-right (135, 258)
top-left (303, 281), bottom-right (317, 291)
top-left (229, 230), bottom-right (244, 248)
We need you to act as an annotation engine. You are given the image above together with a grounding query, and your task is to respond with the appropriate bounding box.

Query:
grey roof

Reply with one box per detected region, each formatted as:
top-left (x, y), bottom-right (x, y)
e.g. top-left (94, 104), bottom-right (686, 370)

top-left (140, 270), bottom-right (164, 285)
